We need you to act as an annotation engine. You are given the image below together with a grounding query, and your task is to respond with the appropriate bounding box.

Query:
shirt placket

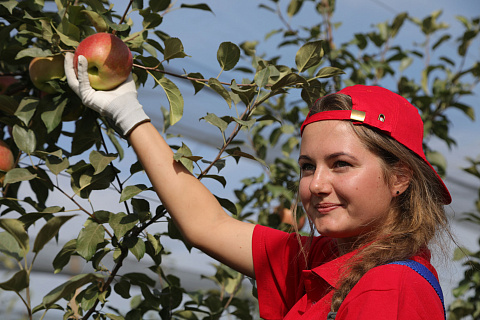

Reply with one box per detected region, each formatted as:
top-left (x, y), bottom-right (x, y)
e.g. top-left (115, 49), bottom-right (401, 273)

top-left (302, 270), bottom-right (330, 308)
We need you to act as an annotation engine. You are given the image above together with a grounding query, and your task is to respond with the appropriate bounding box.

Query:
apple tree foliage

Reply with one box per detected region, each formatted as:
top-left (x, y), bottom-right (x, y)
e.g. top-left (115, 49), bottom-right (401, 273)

top-left (0, 0), bottom-right (478, 319)
top-left (449, 157), bottom-right (480, 320)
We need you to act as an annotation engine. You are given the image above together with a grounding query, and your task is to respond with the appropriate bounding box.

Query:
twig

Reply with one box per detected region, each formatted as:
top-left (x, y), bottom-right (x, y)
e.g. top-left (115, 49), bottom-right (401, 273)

top-left (113, 0), bottom-right (134, 36)
top-left (82, 246), bottom-right (129, 319)
top-left (96, 121), bottom-right (131, 215)
top-left (52, 184), bottom-right (114, 239)
top-left (133, 63), bottom-right (258, 88)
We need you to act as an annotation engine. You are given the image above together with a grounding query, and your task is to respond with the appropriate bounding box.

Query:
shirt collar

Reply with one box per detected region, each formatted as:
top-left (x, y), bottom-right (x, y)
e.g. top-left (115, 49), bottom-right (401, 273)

top-left (310, 248), bottom-right (358, 289)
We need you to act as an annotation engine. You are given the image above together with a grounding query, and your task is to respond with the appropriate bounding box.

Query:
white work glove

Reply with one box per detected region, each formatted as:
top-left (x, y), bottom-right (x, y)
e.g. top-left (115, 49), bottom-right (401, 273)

top-left (64, 52), bottom-right (150, 136)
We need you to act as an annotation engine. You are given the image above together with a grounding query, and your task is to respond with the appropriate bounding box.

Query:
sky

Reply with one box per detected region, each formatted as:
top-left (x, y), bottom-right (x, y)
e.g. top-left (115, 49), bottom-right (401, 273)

top-left (3, 0), bottom-right (480, 318)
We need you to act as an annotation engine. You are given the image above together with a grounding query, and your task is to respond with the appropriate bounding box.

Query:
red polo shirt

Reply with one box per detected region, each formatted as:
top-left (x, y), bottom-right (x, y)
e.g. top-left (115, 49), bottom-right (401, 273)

top-left (252, 225), bottom-right (444, 319)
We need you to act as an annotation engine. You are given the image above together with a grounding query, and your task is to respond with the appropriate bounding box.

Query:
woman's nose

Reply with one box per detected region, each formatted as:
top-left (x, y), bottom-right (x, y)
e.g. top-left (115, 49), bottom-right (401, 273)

top-left (309, 170), bottom-right (332, 195)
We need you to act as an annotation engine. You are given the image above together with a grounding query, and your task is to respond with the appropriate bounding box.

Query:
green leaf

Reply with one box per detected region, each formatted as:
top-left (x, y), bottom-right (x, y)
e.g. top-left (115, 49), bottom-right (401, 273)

top-left (53, 239), bottom-right (77, 274)
top-left (451, 102), bottom-right (475, 121)
top-left (105, 313), bottom-right (125, 320)
top-left (225, 147), bottom-right (267, 167)
top-left (12, 125), bottom-right (36, 154)
top-left (122, 272), bottom-right (157, 288)
top-left (201, 113), bottom-right (228, 132)
top-left (41, 97), bottom-right (67, 133)
top-left (0, 219), bottom-right (29, 253)
top-left (42, 273), bottom-right (105, 309)
top-left (81, 10), bottom-right (108, 32)
top-left (295, 40), bottom-right (324, 73)
top-left (31, 303), bottom-right (63, 315)
top-left (254, 65), bottom-right (272, 88)
top-left (106, 128), bottom-right (124, 160)
top-left (147, 233), bottom-right (162, 256)
top-left (0, 232), bottom-right (24, 261)
top-left (109, 212), bottom-right (138, 239)
top-left (0, 269), bottom-right (29, 292)
top-left (125, 237), bottom-right (146, 261)
top-left (202, 174), bottom-right (227, 188)
top-left (141, 11), bottom-right (163, 29)
top-left (232, 117), bottom-right (256, 129)
top-left (453, 247), bottom-right (471, 261)
top-left (287, 0), bottom-right (303, 17)
top-left (163, 37), bottom-right (188, 61)
top-left (15, 97), bottom-right (38, 126)
top-left (315, 66), bottom-right (345, 79)
top-left (156, 77), bottom-right (184, 125)
top-left (0, 0), bottom-right (17, 14)
top-left (187, 72), bottom-right (206, 94)
top-left (102, 16), bottom-right (130, 32)
top-left (230, 80), bottom-right (256, 106)
top-left (180, 3), bottom-right (213, 12)
top-left (114, 279), bottom-right (131, 299)
top-left (119, 184), bottom-right (152, 202)
top-left (215, 196), bottom-right (237, 216)
top-left (208, 78), bottom-right (232, 108)
top-left (150, 0), bottom-right (170, 11)
top-left (68, 161), bottom-right (117, 198)
top-left (4, 168), bottom-right (37, 185)
top-left (51, 24), bottom-right (80, 47)
top-left (15, 48), bottom-right (53, 60)
top-left (76, 222), bottom-right (105, 261)
top-left (174, 143), bottom-right (194, 173)
top-left (217, 42), bottom-right (240, 71)
top-left (271, 73), bottom-right (307, 91)
top-left (167, 217), bottom-right (192, 251)
top-left (89, 150), bottom-right (117, 175)
top-left (33, 215), bottom-right (75, 253)
top-left (46, 156), bottom-right (70, 176)
top-left (79, 283), bottom-right (100, 310)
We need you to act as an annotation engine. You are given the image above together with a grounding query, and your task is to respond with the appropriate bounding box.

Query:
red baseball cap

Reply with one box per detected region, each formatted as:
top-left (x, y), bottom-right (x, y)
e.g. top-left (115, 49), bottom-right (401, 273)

top-left (300, 85), bottom-right (451, 204)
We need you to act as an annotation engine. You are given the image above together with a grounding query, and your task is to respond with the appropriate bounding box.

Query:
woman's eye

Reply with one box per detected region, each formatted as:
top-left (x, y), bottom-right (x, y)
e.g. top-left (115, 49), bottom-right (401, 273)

top-left (333, 160), bottom-right (351, 168)
top-left (300, 163), bottom-right (315, 172)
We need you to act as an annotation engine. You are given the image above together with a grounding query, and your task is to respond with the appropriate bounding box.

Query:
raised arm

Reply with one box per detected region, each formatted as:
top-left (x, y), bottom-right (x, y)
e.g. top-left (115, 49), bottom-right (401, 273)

top-left (128, 122), bottom-right (255, 277)
top-left (64, 53), bottom-right (255, 278)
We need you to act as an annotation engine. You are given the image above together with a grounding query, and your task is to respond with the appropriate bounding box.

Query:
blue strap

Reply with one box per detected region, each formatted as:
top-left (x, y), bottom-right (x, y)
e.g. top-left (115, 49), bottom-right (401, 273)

top-left (389, 260), bottom-right (446, 319)
top-left (327, 260), bottom-right (446, 320)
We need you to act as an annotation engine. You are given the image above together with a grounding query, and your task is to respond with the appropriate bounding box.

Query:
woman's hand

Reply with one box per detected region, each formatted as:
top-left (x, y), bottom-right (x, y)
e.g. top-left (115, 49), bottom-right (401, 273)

top-left (64, 52), bottom-right (150, 136)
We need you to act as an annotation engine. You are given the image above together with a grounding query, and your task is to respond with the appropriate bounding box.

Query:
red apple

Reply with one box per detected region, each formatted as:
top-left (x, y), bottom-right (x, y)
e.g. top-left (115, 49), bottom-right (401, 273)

top-left (29, 54), bottom-right (65, 94)
top-left (0, 140), bottom-right (15, 186)
top-left (275, 206), bottom-right (306, 229)
top-left (73, 33), bottom-right (133, 91)
top-left (0, 76), bottom-right (18, 95)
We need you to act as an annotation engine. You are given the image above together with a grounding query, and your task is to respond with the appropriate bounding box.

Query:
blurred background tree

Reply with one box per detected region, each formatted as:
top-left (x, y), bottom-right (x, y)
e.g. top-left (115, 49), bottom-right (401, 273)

top-left (0, 0), bottom-right (478, 319)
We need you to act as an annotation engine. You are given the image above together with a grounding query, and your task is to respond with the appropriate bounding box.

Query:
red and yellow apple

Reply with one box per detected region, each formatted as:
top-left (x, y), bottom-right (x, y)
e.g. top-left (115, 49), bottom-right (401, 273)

top-left (0, 140), bottom-right (15, 185)
top-left (275, 206), bottom-right (306, 229)
top-left (0, 76), bottom-right (18, 95)
top-left (29, 54), bottom-right (65, 94)
top-left (73, 33), bottom-right (133, 91)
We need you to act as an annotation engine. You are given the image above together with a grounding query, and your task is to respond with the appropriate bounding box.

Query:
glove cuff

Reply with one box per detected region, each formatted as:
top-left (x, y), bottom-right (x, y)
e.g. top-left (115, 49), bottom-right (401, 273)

top-left (109, 94), bottom-right (150, 136)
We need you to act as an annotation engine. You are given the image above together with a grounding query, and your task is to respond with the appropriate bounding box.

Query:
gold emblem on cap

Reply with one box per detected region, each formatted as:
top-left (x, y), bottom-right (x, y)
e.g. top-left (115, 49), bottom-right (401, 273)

top-left (350, 110), bottom-right (366, 122)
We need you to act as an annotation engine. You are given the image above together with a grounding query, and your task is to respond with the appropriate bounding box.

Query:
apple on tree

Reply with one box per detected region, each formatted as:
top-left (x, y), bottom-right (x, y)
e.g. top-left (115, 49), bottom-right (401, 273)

top-left (0, 140), bottom-right (14, 186)
top-left (275, 206), bottom-right (306, 229)
top-left (28, 54), bottom-right (65, 94)
top-left (73, 32), bottom-right (133, 91)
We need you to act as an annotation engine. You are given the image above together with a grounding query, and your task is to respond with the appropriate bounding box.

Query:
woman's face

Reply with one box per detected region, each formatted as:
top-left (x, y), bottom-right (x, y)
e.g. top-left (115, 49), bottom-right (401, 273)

top-left (299, 120), bottom-right (395, 246)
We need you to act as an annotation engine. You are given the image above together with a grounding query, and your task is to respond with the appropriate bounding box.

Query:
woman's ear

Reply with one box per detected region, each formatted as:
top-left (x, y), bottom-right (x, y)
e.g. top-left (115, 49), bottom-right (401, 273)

top-left (390, 163), bottom-right (412, 197)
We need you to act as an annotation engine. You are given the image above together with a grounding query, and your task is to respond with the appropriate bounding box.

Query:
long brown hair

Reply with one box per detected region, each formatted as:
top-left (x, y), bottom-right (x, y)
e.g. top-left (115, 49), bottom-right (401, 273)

top-left (299, 93), bottom-right (452, 312)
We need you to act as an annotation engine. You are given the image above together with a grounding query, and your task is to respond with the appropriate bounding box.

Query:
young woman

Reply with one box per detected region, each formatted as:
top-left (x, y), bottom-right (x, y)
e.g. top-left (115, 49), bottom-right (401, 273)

top-left (65, 53), bottom-right (451, 319)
